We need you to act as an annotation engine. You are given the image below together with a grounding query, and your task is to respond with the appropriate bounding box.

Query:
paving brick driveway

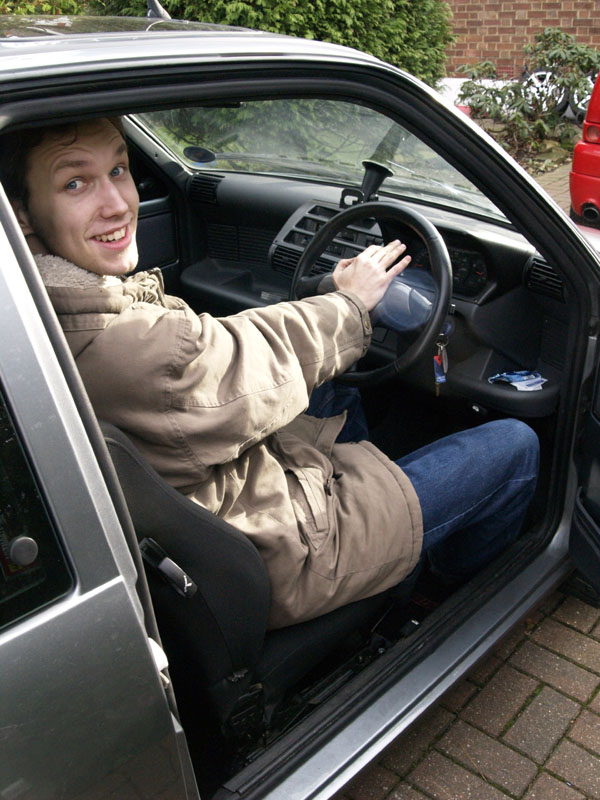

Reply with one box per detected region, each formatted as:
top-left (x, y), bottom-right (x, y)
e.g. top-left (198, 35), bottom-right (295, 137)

top-left (339, 591), bottom-right (600, 800)
top-left (337, 165), bottom-right (600, 800)
top-left (535, 163), bottom-right (572, 215)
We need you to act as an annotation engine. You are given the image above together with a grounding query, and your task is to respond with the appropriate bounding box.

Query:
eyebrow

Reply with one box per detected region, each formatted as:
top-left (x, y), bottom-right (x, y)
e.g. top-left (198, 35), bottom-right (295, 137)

top-left (52, 141), bottom-right (128, 175)
top-left (53, 158), bottom-right (93, 173)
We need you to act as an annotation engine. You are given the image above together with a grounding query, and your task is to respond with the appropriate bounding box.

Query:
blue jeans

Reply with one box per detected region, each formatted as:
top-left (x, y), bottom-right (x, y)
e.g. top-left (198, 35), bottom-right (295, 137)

top-left (306, 381), bottom-right (370, 443)
top-left (307, 383), bottom-right (539, 584)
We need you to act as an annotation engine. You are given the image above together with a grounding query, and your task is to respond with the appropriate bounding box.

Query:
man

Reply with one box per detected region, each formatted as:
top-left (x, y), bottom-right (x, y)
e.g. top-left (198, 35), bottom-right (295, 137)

top-left (1, 117), bottom-right (539, 628)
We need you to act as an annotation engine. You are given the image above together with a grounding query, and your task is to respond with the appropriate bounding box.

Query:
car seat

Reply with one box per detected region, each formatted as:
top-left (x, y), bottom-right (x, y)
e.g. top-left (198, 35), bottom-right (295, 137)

top-left (100, 422), bottom-right (412, 741)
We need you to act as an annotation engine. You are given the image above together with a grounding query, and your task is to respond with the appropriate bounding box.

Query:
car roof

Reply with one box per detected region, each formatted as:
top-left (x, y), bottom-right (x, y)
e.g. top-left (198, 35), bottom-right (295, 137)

top-left (0, 14), bottom-right (381, 81)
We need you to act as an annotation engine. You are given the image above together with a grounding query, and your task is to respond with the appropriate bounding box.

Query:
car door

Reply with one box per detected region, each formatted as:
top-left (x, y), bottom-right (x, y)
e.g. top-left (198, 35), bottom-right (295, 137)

top-left (0, 190), bottom-right (200, 799)
top-left (569, 338), bottom-right (600, 596)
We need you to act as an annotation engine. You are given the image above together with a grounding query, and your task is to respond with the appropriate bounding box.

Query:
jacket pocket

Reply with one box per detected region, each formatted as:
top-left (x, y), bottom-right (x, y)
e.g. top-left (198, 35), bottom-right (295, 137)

top-left (285, 465), bottom-right (330, 551)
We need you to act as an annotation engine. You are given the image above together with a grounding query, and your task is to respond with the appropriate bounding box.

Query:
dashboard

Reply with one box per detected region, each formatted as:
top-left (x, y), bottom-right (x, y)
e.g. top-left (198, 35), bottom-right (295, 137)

top-left (269, 200), bottom-right (492, 301)
top-left (132, 163), bottom-right (568, 419)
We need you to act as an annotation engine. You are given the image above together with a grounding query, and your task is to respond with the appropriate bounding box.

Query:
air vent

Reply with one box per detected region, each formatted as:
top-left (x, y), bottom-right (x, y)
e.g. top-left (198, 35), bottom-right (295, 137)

top-left (271, 245), bottom-right (332, 277)
top-left (313, 257), bottom-right (335, 275)
top-left (239, 228), bottom-right (274, 264)
top-left (188, 174), bottom-right (223, 204)
top-left (270, 201), bottom-right (383, 280)
top-left (207, 223), bottom-right (238, 260)
top-left (525, 256), bottom-right (564, 301)
top-left (272, 245), bottom-right (301, 275)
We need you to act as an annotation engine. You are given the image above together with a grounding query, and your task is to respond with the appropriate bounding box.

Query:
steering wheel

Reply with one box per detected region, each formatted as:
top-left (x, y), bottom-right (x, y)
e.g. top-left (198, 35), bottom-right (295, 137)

top-left (290, 201), bottom-right (453, 384)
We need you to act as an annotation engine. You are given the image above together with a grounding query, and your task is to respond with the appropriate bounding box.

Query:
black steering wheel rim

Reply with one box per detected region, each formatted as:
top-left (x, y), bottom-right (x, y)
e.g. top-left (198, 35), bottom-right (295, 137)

top-left (290, 201), bottom-right (453, 384)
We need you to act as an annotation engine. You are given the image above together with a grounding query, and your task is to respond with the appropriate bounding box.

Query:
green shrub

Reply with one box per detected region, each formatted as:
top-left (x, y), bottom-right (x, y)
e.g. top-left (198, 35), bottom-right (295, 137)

top-left (87, 0), bottom-right (454, 85)
top-left (457, 28), bottom-right (599, 171)
top-left (0, 0), bottom-right (82, 12)
top-left (523, 26), bottom-right (600, 107)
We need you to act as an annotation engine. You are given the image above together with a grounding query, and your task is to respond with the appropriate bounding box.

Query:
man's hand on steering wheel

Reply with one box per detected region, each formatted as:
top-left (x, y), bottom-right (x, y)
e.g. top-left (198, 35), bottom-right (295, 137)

top-left (331, 240), bottom-right (412, 311)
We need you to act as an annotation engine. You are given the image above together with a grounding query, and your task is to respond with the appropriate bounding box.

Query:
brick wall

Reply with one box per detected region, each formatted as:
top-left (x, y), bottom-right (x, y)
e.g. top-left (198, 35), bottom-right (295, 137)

top-left (446, 0), bottom-right (600, 78)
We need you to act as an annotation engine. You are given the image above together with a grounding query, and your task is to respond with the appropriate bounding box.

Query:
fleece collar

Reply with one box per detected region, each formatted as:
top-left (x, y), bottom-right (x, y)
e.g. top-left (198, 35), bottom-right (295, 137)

top-left (34, 254), bottom-right (123, 289)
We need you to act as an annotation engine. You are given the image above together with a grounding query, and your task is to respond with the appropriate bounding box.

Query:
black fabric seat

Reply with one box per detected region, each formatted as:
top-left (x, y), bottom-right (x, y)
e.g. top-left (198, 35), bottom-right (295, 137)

top-left (100, 422), bottom-right (403, 737)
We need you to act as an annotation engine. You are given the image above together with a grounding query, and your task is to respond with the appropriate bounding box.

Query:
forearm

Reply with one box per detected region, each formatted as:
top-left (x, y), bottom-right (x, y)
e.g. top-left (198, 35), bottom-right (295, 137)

top-left (232, 290), bottom-right (372, 393)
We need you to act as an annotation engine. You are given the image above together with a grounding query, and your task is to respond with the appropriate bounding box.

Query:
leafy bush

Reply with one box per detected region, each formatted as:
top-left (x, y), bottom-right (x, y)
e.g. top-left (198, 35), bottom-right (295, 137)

top-left (0, 0), bottom-right (82, 12)
top-left (87, 0), bottom-right (454, 85)
top-left (457, 29), bottom-right (599, 171)
top-left (523, 26), bottom-right (600, 111)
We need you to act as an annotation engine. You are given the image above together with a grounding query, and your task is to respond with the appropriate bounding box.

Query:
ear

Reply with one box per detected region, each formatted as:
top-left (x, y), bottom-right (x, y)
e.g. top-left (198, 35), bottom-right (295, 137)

top-left (11, 200), bottom-right (49, 255)
top-left (11, 199), bottom-right (35, 237)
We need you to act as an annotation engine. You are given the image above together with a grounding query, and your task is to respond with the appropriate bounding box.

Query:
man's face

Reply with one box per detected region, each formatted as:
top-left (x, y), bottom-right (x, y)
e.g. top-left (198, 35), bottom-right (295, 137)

top-left (21, 119), bottom-right (139, 276)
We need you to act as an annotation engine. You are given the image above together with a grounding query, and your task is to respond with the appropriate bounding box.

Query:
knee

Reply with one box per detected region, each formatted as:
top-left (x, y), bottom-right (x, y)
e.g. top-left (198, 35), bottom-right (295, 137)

top-left (503, 418), bottom-right (538, 453)
top-left (491, 418), bottom-right (539, 477)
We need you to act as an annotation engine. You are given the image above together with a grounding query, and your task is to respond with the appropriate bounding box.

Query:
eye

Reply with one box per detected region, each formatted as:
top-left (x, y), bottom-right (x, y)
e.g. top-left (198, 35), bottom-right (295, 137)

top-left (111, 165), bottom-right (126, 178)
top-left (65, 178), bottom-right (84, 191)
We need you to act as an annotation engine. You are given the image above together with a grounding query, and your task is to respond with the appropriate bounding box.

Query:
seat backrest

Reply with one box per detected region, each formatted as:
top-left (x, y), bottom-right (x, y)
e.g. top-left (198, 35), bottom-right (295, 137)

top-left (100, 422), bottom-right (271, 724)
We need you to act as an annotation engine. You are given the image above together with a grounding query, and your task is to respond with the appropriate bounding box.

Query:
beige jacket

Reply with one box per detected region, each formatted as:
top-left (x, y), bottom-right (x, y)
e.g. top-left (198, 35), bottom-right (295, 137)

top-left (37, 255), bottom-right (423, 628)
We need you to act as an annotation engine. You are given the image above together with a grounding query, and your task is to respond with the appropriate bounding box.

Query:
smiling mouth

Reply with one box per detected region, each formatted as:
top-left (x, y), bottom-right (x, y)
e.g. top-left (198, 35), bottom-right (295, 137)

top-left (94, 226), bottom-right (127, 243)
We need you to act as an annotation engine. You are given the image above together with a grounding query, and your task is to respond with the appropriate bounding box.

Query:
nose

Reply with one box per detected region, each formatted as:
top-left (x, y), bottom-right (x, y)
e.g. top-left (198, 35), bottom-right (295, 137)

top-left (98, 177), bottom-right (130, 218)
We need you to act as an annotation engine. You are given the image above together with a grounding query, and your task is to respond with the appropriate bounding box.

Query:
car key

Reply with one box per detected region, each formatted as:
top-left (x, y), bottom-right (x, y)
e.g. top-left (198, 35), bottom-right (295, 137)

top-left (433, 329), bottom-right (449, 396)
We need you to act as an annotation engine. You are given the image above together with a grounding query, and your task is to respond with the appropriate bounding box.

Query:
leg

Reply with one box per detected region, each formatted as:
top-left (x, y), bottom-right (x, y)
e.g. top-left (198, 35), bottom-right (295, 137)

top-left (396, 419), bottom-right (539, 584)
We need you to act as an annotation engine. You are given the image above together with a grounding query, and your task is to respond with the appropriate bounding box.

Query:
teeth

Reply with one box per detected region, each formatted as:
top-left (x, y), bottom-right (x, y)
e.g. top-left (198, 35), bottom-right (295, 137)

top-left (95, 227), bottom-right (126, 243)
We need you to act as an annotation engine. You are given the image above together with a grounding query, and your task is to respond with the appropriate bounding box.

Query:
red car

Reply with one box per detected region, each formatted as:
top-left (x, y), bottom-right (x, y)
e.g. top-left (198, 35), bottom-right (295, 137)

top-left (570, 72), bottom-right (600, 226)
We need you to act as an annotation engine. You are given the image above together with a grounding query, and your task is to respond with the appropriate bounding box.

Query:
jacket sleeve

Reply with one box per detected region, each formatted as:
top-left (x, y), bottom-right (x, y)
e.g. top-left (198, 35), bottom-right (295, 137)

top-left (80, 290), bottom-right (372, 478)
top-left (174, 291), bottom-right (372, 464)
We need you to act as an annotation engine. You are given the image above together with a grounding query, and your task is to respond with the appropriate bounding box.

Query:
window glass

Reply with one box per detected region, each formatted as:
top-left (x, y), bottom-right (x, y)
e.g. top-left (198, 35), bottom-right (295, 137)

top-left (137, 99), bottom-right (505, 222)
top-left (0, 393), bottom-right (73, 630)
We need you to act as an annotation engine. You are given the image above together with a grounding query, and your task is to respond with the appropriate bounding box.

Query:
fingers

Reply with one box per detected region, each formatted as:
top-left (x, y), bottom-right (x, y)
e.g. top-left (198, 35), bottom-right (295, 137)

top-left (338, 240), bottom-right (407, 267)
top-left (386, 252), bottom-right (412, 279)
top-left (376, 239), bottom-right (407, 266)
top-left (356, 239), bottom-right (407, 268)
top-left (332, 240), bottom-right (410, 298)
top-left (367, 241), bottom-right (411, 294)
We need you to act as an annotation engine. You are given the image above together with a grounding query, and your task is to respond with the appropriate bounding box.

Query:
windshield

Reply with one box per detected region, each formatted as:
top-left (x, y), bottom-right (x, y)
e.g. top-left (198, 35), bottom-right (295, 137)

top-left (137, 99), bottom-right (505, 222)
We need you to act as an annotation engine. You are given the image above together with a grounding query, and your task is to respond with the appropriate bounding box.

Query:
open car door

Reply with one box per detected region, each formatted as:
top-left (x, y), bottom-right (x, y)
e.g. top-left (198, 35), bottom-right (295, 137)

top-left (570, 344), bottom-right (600, 596)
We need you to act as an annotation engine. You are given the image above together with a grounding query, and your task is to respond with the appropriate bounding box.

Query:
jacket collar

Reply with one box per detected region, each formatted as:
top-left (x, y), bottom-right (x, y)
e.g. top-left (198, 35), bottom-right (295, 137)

top-left (34, 254), bottom-right (122, 289)
top-left (33, 255), bottom-right (167, 315)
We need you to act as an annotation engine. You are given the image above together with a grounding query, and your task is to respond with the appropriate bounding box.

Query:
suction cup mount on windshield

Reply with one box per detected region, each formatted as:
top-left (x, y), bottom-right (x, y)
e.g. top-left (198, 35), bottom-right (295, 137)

top-left (340, 159), bottom-right (394, 208)
top-left (183, 146), bottom-right (218, 165)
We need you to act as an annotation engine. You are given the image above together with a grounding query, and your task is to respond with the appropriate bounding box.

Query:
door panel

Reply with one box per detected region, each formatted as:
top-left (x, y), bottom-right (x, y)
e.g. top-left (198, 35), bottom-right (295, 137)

top-left (570, 390), bottom-right (600, 592)
top-left (570, 490), bottom-right (600, 591)
top-left (137, 197), bottom-right (177, 272)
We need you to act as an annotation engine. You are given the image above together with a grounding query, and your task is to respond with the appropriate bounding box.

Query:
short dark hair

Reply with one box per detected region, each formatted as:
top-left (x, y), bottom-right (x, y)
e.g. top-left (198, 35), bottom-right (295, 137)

top-left (0, 117), bottom-right (125, 209)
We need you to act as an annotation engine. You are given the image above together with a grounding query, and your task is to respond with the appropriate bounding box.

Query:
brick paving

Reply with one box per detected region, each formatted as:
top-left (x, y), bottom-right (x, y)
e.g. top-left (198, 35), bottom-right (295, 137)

top-left (534, 163), bottom-right (572, 215)
top-left (336, 165), bottom-right (600, 800)
top-left (338, 591), bottom-right (600, 800)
